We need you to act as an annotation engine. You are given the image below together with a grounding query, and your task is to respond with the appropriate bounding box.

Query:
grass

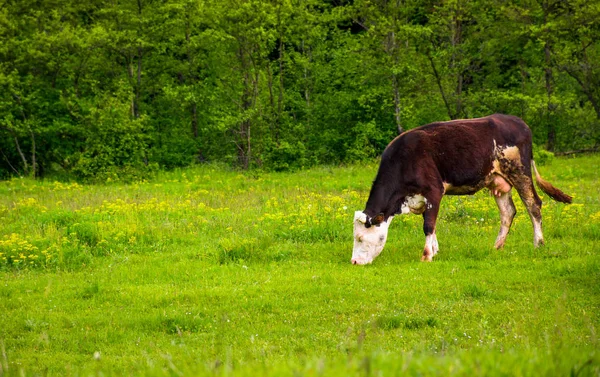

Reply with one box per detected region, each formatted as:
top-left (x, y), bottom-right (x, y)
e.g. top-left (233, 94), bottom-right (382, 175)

top-left (0, 154), bottom-right (599, 376)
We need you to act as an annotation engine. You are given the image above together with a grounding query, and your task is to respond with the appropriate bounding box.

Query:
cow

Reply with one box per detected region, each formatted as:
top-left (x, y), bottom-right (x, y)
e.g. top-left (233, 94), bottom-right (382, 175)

top-left (351, 114), bottom-right (572, 265)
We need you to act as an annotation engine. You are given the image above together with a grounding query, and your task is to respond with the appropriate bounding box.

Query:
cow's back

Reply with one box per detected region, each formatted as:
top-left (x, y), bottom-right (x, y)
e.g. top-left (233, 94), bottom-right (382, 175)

top-left (382, 114), bottom-right (532, 189)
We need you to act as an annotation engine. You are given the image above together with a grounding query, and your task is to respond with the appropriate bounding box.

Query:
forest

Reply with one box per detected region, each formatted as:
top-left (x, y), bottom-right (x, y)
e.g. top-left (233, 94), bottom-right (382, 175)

top-left (1, 0), bottom-right (599, 180)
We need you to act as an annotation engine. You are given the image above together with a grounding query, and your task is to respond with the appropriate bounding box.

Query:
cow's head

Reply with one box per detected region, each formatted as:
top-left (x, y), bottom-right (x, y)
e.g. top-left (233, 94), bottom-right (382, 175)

top-left (351, 211), bottom-right (393, 265)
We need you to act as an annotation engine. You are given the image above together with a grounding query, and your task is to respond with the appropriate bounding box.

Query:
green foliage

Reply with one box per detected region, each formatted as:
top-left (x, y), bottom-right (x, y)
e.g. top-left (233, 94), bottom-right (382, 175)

top-left (533, 144), bottom-right (555, 166)
top-left (344, 120), bottom-right (392, 162)
top-left (0, 0), bottom-right (599, 178)
top-left (72, 89), bottom-right (157, 182)
top-left (264, 141), bottom-right (311, 172)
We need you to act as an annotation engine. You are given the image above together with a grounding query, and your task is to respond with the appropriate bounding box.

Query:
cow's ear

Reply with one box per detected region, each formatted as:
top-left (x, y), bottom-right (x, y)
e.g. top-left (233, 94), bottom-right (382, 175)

top-left (371, 213), bottom-right (385, 226)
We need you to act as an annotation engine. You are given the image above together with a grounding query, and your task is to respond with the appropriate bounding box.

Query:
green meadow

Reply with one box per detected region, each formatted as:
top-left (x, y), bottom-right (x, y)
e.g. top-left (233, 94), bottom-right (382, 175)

top-left (1, 154), bottom-right (599, 376)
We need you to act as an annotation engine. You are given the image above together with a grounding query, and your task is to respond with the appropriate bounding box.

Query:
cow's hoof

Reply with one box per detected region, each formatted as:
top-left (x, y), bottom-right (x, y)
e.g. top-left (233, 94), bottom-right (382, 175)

top-left (421, 254), bottom-right (433, 262)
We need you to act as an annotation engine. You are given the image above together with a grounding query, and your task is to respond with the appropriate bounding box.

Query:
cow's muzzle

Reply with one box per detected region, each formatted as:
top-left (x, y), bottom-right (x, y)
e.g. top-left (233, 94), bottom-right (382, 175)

top-left (351, 258), bottom-right (368, 265)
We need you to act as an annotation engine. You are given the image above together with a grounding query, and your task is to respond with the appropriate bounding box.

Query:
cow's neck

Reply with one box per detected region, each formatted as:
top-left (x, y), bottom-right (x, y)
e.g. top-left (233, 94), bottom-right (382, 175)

top-left (364, 178), bottom-right (404, 220)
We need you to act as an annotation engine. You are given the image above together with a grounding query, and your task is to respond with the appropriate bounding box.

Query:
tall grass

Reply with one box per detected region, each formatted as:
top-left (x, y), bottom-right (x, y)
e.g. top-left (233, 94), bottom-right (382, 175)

top-left (0, 155), bottom-right (598, 376)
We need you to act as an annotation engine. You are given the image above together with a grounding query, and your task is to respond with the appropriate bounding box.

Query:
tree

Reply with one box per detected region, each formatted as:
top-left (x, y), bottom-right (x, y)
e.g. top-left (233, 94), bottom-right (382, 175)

top-left (552, 0), bottom-right (600, 130)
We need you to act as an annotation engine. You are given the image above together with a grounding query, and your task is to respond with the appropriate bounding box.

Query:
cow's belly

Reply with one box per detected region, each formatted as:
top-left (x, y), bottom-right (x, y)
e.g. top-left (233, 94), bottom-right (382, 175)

top-left (443, 182), bottom-right (485, 195)
top-left (443, 174), bottom-right (511, 196)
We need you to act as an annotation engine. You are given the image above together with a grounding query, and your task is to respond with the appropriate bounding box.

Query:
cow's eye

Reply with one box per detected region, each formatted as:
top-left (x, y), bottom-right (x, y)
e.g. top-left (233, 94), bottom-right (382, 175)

top-left (379, 235), bottom-right (385, 242)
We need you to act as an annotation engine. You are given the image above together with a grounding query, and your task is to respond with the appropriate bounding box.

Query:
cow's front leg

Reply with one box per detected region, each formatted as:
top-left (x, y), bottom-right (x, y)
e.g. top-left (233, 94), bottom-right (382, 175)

top-left (421, 196), bottom-right (441, 262)
top-left (423, 232), bottom-right (439, 261)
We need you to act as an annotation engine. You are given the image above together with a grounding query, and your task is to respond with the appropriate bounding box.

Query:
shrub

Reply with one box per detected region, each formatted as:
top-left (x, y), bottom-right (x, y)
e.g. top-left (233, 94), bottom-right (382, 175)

top-left (264, 141), bottom-right (311, 172)
top-left (0, 233), bottom-right (52, 269)
top-left (72, 88), bottom-right (156, 182)
top-left (533, 144), bottom-right (555, 166)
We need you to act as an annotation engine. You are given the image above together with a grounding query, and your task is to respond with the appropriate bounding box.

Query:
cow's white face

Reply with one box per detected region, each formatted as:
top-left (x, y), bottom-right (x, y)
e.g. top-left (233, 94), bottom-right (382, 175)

top-left (351, 211), bottom-right (393, 265)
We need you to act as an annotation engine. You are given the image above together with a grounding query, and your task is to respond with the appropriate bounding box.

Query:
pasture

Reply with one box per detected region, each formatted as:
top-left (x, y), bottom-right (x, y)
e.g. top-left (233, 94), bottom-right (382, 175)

top-left (0, 154), bottom-right (599, 376)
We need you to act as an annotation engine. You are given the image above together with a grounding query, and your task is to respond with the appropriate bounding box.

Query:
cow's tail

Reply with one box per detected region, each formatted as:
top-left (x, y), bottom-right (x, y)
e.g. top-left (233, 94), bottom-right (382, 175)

top-left (531, 161), bottom-right (572, 204)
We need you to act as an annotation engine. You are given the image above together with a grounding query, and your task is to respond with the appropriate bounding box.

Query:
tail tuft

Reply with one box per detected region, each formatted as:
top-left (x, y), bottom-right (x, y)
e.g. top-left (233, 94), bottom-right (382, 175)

top-left (532, 161), bottom-right (572, 204)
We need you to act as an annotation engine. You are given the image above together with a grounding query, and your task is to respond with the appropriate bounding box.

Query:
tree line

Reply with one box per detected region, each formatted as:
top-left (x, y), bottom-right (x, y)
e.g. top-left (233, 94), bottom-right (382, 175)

top-left (1, 0), bottom-right (598, 180)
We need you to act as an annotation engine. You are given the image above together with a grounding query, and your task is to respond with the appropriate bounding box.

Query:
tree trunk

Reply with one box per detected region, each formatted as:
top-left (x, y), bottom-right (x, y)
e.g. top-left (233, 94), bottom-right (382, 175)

top-left (191, 103), bottom-right (198, 139)
top-left (519, 60), bottom-right (527, 118)
top-left (426, 50), bottom-right (455, 119)
top-left (13, 135), bottom-right (28, 175)
top-left (392, 73), bottom-right (403, 134)
top-left (245, 119), bottom-right (251, 170)
top-left (276, 35), bottom-right (284, 144)
top-left (544, 43), bottom-right (555, 150)
top-left (273, 4), bottom-right (284, 145)
top-left (135, 46), bottom-right (143, 119)
top-left (563, 67), bottom-right (600, 120)
top-left (126, 53), bottom-right (136, 117)
top-left (302, 40), bottom-right (311, 109)
top-left (543, 0), bottom-right (556, 151)
top-left (451, 10), bottom-right (464, 119)
top-left (0, 146), bottom-right (20, 175)
top-left (237, 44), bottom-right (253, 169)
top-left (386, 30), bottom-right (403, 134)
top-left (12, 95), bottom-right (33, 176)
top-left (29, 130), bottom-right (36, 178)
top-left (132, 0), bottom-right (144, 119)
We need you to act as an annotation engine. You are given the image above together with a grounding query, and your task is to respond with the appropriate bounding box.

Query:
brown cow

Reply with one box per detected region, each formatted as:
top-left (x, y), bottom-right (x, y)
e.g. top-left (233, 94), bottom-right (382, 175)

top-left (351, 114), bottom-right (572, 264)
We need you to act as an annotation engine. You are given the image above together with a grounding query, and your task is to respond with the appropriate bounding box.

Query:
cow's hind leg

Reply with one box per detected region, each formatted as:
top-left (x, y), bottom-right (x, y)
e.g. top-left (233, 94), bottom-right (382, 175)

top-left (494, 191), bottom-right (516, 249)
top-left (510, 173), bottom-right (544, 247)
